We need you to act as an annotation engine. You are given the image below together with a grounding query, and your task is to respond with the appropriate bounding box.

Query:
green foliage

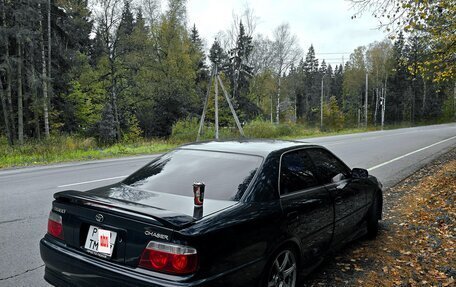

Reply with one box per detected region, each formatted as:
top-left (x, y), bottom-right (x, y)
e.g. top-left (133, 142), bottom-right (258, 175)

top-left (441, 94), bottom-right (456, 122)
top-left (0, 0), bottom-right (453, 151)
top-left (170, 117), bottom-right (239, 142)
top-left (171, 117), bottom-right (200, 142)
top-left (351, 0), bottom-right (455, 82)
top-left (243, 119), bottom-right (278, 138)
top-left (243, 119), bottom-right (304, 138)
top-left (0, 135), bottom-right (175, 168)
top-left (122, 115), bottom-right (143, 143)
top-left (209, 40), bottom-right (228, 67)
top-left (248, 70), bottom-right (276, 119)
top-left (323, 96), bottom-right (345, 131)
top-left (63, 80), bottom-right (103, 132)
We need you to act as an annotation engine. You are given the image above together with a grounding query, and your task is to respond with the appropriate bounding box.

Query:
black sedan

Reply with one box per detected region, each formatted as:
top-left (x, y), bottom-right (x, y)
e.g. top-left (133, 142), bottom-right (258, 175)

top-left (40, 140), bottom-right (383, 287)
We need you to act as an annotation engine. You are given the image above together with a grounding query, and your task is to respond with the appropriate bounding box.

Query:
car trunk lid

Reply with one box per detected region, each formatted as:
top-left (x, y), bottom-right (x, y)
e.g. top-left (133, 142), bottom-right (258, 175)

top-left (52, 185), bottom-right (237, 268)
top-left (54, 184), bottom-right (237, 229)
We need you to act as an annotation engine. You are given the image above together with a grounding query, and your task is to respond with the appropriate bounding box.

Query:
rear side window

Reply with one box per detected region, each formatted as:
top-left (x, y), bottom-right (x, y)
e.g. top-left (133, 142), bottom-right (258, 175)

top-left (280, 150), bottom-right (319, 195)
top-left (306, 148), bottom-right (351, 184)
top-left (123, 150), bottom-right (262, 201)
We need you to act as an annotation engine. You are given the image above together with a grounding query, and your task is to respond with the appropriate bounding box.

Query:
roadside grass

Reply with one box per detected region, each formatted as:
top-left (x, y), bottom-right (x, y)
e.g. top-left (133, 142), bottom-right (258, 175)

top-left (0, 120), bottom-right (452, 169)
top-left (0, 137), bottom-right (174, 169)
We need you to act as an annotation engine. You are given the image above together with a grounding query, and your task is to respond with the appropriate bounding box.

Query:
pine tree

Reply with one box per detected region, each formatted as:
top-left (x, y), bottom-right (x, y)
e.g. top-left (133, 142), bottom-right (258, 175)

top-left (303, 45), bottom-right (320, 123)
top-left (98, 103), bottom-right (117, 144)
top-left (229, 21), bottom-right (253, 99)
top-left (331, 64), bottom-right (344, 106)
top-left (117, 0), bottom-right (135, 56)
top-left (209, 39), bottom-right (228, 69)
top-left (228, 21), bottom-right (258, 120)
top-left (189, 24), bottom-right (208, 104)
top-left (388, 32), bottom-right (409, 123)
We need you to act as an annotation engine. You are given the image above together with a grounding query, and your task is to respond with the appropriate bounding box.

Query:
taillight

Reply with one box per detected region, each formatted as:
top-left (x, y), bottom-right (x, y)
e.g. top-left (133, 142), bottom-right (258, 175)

top-left (47, 211), bottom-right (64, 240)
top-left (139, 241), bottom-right (198, 275)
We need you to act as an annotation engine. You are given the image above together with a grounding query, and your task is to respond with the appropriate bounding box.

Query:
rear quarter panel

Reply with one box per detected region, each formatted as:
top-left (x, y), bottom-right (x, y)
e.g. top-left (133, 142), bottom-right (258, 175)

top-left (177, 202), bottom-right (283, 286)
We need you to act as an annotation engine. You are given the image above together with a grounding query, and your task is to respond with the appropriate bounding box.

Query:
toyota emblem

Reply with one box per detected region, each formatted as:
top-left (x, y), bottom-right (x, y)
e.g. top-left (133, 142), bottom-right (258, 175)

top-left (95, 214), bottom-right (104, 222)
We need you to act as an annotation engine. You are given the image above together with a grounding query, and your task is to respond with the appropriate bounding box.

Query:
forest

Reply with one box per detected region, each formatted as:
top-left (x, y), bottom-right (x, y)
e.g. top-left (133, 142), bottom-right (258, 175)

top-left (0, 0), bottom-right (455, 147)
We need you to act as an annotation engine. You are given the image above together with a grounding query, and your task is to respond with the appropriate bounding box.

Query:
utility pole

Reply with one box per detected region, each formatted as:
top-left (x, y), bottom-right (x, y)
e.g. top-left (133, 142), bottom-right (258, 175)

top-left (365, 73), bottom-right (368, 127)
top-left (320, 75), bottom-right (324, 130)
top-left (357, 108), bottom-right (360, 128)
top-left (196, 65), bottom-right (244, 141)
top-left (453, 82), bottom-right (456, 121)
top-left (381, 87), bottom-right (386, 130)
top-left (214, 66), bottom-right (219, 140)
top-left (374, 88), bottom-right (379, 126)
top-left (276, 77), bottom-right (281, 124)
top-left (196, 69), bottom-right (214, 142)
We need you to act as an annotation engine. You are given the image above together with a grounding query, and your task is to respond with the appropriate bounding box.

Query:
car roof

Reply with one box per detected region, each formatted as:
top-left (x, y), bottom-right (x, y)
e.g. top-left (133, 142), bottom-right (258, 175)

top-left (177, 139), bottom-right (320, 157)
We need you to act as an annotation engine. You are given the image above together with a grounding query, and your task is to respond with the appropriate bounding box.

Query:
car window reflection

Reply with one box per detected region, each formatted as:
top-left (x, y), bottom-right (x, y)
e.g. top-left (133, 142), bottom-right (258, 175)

top-left (123, 150), bottom-right (263, 201)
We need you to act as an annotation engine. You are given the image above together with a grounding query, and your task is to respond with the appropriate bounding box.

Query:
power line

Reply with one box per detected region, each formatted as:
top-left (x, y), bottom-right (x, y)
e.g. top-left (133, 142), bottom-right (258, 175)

top-left (315, 52), bottom-right (351, 55)
top-left (319, 58), bottom-right (348, 61)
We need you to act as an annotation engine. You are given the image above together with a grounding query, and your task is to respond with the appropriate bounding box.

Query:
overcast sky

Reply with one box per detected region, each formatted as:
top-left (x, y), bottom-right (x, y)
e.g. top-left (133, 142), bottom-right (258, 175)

top-left (186, 0), bottom-right (386, 66)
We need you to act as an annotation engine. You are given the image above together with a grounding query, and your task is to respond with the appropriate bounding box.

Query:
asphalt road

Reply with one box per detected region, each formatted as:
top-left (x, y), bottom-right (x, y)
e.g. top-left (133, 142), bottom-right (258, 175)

top-left (0, 123), bottom-right (455, 286)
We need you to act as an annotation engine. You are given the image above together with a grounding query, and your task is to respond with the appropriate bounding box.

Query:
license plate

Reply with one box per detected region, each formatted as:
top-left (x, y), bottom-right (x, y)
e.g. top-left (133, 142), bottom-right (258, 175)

top-left (84, 225), bottom-right (117, 258)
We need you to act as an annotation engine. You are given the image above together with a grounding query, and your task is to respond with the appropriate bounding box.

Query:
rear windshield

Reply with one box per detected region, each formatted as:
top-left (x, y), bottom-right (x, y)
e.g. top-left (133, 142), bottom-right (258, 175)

top-left (123, 149), bottom-right (263, 201)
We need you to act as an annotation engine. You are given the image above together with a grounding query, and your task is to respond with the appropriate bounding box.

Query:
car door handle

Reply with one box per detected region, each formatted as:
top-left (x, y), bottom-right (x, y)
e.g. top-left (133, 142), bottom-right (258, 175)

top-left (297, 199), bottom-right (323, 205)
top-left (334, 196), bottom-right (343, 205)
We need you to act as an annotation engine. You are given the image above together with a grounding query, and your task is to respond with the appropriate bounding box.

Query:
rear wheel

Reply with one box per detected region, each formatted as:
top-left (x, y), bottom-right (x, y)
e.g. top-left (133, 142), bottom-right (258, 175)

top-left (366, 194), bottom-right (380, 239)
top-left (263, 248), bottom-right (298, 287)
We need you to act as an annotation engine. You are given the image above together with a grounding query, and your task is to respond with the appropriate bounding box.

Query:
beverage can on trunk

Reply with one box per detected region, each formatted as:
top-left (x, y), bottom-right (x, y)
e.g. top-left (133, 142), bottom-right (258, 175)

top-left (193, 182), bottom-right (205, 207)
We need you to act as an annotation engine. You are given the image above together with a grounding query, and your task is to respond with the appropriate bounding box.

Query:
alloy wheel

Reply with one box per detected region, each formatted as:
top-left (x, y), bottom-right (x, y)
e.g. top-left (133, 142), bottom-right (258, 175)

top-left (267, 249), bottom-right (297, 287)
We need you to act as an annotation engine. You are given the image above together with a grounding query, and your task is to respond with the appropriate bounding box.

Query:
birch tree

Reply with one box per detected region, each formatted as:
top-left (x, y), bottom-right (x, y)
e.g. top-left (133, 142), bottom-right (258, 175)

top-left (40, 3), bottom-right (50, 139)
top-left (42, 0), bottom-right (51, 138)
top-left (94, 0), bottom-right (123, 140)
top-left (272, 23), bottom-right (301, 124)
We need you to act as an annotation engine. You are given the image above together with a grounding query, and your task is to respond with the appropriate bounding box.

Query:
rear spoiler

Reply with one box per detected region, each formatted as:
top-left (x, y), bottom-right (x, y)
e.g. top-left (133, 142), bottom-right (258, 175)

top-left (54, 190), bottom-right (195, 229)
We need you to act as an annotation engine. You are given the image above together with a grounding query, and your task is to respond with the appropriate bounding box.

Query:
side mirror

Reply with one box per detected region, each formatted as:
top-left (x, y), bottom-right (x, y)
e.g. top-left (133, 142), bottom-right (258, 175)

top-left (352, 168), bottom-right (368, 179)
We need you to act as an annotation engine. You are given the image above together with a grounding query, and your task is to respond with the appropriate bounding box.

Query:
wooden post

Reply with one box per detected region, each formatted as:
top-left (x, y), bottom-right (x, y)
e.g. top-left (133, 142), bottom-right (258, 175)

top-left (365, 73), bottom-right (368, 127)
top-left (320, 76), bottom-right (324, 130)
top-left (196, 69), bottom-right (213, 141)
top-left (217, 75), bottom-right (245, 137)
top-left (453, 82), bottom-right (456, 121)
top-left (214, 67), bottom-right (219, 140)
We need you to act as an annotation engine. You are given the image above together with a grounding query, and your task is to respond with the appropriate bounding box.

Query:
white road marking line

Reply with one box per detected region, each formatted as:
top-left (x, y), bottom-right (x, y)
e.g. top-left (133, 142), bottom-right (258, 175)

top-left (317, 130), bottom-right (424, 146)
top-left (58, 175), bottom-right (128, 188)
top-left (367, 135), bottom-right (456, 171)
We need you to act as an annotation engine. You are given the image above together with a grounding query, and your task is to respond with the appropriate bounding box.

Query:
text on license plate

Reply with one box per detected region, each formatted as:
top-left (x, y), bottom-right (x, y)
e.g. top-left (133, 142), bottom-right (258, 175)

top-left (84, 225), bottom-right (117, 258)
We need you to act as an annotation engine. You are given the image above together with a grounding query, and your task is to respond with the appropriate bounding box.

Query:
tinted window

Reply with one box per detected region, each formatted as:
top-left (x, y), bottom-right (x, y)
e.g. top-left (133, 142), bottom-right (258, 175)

top-left (123, 150), bottom-right (262, 201)
top-left (307, 149), bottom-right (350, 184)
top-left (280, 150), bottom-right (319, 195)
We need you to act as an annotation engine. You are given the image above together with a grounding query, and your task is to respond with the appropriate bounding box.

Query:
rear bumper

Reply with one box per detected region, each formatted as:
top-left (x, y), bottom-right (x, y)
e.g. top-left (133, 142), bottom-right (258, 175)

top-left (40, 237), bottom-right (263, 287)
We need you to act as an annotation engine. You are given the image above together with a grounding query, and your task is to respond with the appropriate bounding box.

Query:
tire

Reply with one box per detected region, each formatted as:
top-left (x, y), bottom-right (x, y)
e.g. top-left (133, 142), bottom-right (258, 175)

top-left (261, 247), bottom-right (298, 287)
top-left (366, 194), bottom-right (380, 239)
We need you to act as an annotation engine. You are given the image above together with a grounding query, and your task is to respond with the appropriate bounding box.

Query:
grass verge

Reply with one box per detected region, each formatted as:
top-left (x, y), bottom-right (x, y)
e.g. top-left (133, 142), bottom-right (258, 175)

top-left (0, 137), bottom-right (175, 169)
